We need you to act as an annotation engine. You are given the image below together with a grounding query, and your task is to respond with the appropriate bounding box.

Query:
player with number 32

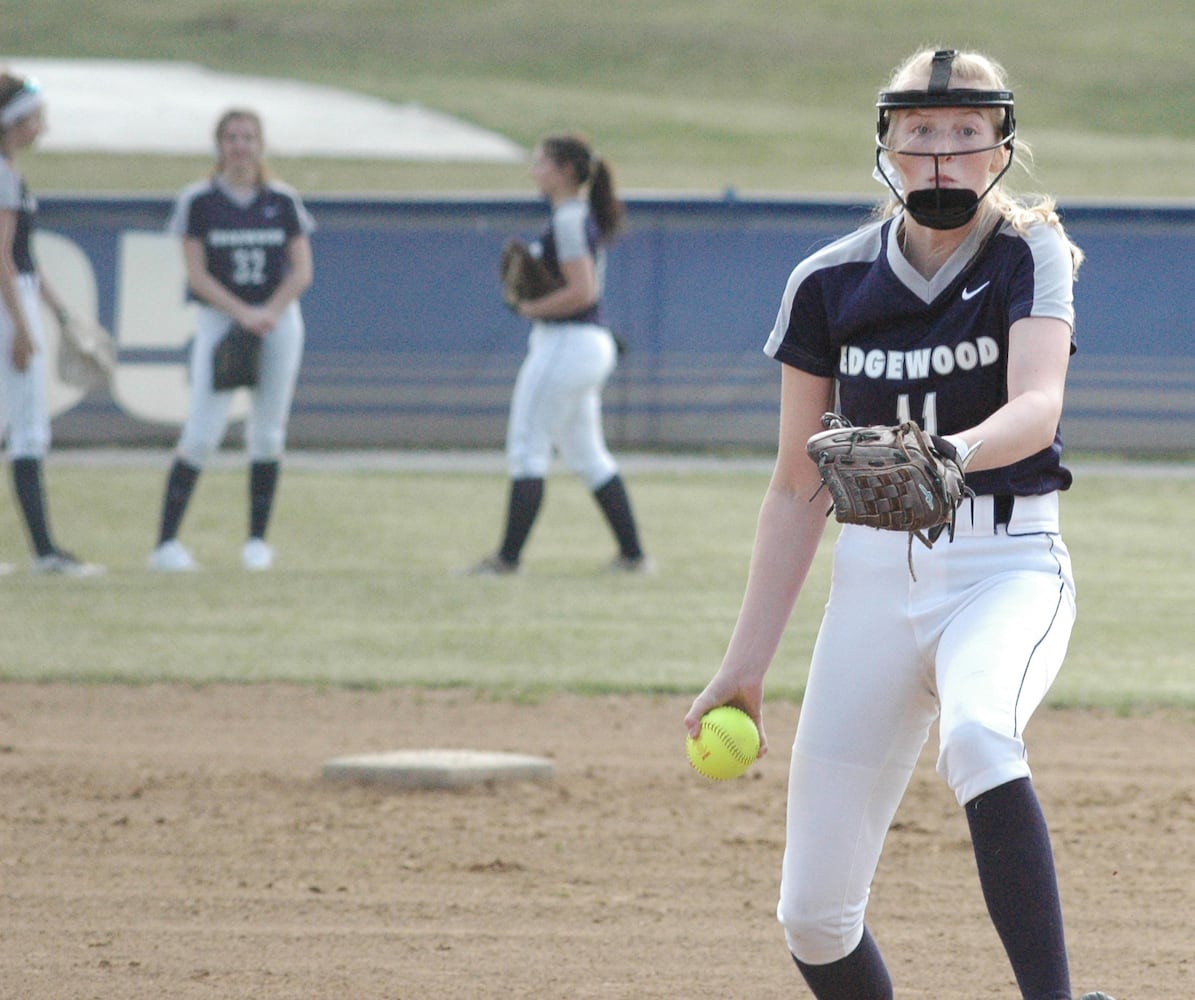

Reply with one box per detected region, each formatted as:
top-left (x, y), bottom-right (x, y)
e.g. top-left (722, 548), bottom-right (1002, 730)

top-left (148, 108), bottom-right (314, 574)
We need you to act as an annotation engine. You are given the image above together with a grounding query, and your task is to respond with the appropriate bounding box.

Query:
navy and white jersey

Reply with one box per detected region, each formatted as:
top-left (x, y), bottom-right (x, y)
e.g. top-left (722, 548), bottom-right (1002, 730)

top-left (167, 178), bottom-right (315, 305)
top-left (0, 155), bottom-right (37, 275)
top-left (532, 198), bottom-right (604, 325)
top-left (765, 212), bottom-right (1076, 497)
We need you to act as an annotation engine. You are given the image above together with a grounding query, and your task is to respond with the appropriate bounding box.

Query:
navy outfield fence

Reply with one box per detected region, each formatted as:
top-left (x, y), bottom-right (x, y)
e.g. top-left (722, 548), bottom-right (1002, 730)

top-left (38, 195), bottom-right (1195, 455)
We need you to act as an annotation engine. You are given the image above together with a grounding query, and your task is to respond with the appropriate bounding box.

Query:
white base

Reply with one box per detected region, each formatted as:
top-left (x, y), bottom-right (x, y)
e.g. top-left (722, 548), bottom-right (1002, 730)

top-left (322, 749), bottom-right (555, 790)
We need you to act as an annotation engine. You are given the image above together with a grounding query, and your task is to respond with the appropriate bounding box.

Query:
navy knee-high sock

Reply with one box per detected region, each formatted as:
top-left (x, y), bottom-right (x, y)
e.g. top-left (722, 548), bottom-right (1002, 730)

top-left (498, 477), bottom-right (544, 565)
top-left (792, 926), bottom-right (892, 1000)
top-left (158, 458), bottom-right (200, 545)
top-left (592, 474), bottom-right (643, 559)
top-left (249, 460), bottom-right (279, 540)
top-left (966, 777), bottom-right (1071, 1000)
top-left (12, 457), bottom-right (54, 557)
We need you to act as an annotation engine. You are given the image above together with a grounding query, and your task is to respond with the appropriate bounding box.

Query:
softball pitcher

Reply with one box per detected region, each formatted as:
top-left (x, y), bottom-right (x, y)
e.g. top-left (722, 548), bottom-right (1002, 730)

top-left (1, 71), bottom-right (102, 576)
top-left (468, 133), bottom-right (648, 575)
top-left (685, 49), bottom-right (1115, 1000)
top-left (149, 108), bottom-right (313, 573)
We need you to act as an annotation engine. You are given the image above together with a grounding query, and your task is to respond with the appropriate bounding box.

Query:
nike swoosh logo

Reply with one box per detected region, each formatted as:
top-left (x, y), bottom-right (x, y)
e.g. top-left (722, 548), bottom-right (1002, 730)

top-left (961, 281), bottom-right (991, 301)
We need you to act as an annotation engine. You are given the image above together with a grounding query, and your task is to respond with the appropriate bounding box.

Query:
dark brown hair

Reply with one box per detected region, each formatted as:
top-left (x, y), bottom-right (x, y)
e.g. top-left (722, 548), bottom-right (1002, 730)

top-left (0, 72), bottom-right (25, 107)
top-left (540, 133), bottom-right (626, 242)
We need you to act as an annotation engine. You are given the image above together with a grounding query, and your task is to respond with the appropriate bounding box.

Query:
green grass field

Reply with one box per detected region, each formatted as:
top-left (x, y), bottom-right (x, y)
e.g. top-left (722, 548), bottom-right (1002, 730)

top-left (4, 4), bottom-right (1193, 708)
top-left (9, 0), bottom-right (1195, 197)
top-left (3, 459), bottom-right (1192, 710)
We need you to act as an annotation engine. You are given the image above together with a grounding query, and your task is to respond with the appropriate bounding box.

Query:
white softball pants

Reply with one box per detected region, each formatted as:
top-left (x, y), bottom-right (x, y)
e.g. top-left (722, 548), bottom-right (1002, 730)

top-left (176, 303), bottom-right (304, 467)
top-left (776, 493), bottom-right (1075, 965)
top-left (505, 321), bottom-right (619, 488)
top-left (0, 274), bottom-right (51, 459)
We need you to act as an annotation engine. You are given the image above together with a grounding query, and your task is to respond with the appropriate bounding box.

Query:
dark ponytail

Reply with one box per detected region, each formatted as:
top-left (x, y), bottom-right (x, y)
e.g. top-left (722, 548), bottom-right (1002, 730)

top-left (587, 156), bottom-right (626, 242)
top-left (0, 73), bottom-right (24, 108)
top-left (541, 134), bottom-right (626, 243)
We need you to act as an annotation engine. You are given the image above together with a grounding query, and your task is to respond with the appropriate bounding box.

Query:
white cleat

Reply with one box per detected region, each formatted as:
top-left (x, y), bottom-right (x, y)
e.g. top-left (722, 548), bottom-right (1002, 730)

top-left (241, 538), bottom-right (274, 571)
top-left (460, 553), bottom-right (519, 576)
top-left (32, 550), bottom-right (106, 577)
top-left (607, 553), bottom-right (656, 574)
top-left (148, 539), bottom-right (198, 572)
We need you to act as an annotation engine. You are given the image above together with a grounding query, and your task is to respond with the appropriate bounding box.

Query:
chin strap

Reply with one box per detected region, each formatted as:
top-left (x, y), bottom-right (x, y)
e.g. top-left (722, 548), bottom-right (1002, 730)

top-left (877, 146), bottom-right (1014, 231)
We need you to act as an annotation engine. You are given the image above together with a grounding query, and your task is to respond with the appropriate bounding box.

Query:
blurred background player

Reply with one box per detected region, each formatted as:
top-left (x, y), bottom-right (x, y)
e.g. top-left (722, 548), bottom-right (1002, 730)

top-left (468, 133), bottom-right (649, 575)
top-left (0, 70), bottom-right (103, 576)
top-left (149, 108), bottom-right (314, 572)
top-left (684, 48), bottom-right (1115, 1000)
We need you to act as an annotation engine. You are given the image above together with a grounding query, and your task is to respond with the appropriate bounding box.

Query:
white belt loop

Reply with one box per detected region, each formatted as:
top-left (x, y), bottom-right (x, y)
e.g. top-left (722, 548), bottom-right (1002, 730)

top-left (955, 494), bottom-right (996, 537)
top-left (954, 493), bottom-right (1059, 537)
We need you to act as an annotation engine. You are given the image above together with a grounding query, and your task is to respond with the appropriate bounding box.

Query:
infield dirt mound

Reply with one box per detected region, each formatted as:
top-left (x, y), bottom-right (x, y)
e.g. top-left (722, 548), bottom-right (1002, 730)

top-left (1, 684), bottom-right (1189, 998)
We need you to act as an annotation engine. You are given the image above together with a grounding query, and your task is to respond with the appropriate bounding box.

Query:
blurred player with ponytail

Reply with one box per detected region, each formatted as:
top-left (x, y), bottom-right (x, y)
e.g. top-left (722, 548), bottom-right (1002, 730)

top-left (468, 133), bottom-right (649, 575)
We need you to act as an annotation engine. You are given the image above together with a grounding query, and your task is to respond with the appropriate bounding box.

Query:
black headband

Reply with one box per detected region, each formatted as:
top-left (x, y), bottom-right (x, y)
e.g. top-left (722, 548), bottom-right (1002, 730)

top-left (877, 89), bottom-right (1015, 112)
top-left (876, 50), bottom-right (1015, 139)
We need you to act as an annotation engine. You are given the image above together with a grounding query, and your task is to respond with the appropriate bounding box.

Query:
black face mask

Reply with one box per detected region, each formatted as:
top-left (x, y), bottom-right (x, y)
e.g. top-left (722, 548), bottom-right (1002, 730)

top-left (877, 146), bottom-right (1013, 231)
top-left (904, 187), bottom-right (981, 230)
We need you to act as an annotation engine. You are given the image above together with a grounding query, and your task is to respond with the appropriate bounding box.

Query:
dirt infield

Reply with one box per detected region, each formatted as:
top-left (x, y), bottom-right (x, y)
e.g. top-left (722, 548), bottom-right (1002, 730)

top-left (2, 685), bottom-right (1190, 998)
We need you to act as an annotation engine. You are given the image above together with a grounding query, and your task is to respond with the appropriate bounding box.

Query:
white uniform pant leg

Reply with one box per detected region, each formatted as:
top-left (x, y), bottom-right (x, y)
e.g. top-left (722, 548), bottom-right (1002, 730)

top-left (555, 377), bottom-right (618, 489)
top-left (176, 307), bottom-right (238, 467)
top-left (176, 305), bottom-right (305, 466)
top-left (779, 516), bottom-right (1076, 966)
top-left (505, 322), bottom-right (618, 487)
top-left (0, 275), bottom-right (51, 459)
top-left (930, 532), bottom-right (1076, 806)
top-left (778, 526), bottom-right (940, 966)
top-left (246, 302), bottom-right (304, 461)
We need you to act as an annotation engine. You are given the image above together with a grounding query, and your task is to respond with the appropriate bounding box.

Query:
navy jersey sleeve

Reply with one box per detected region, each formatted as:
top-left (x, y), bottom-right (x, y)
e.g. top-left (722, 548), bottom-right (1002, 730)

top-left (165, 181), bottom-right (205, 238)
top-left (272, 182), bottom-right (316, 241)
top-left (766, 268), bottom-right (838, 376)
top-left (764, 222), bottom-right (886, 377)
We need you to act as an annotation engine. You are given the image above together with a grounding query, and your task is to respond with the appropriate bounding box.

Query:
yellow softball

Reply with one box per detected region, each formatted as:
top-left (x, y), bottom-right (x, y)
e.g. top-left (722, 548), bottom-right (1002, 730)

top-left (686, 705), bottom-right (760, 780)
